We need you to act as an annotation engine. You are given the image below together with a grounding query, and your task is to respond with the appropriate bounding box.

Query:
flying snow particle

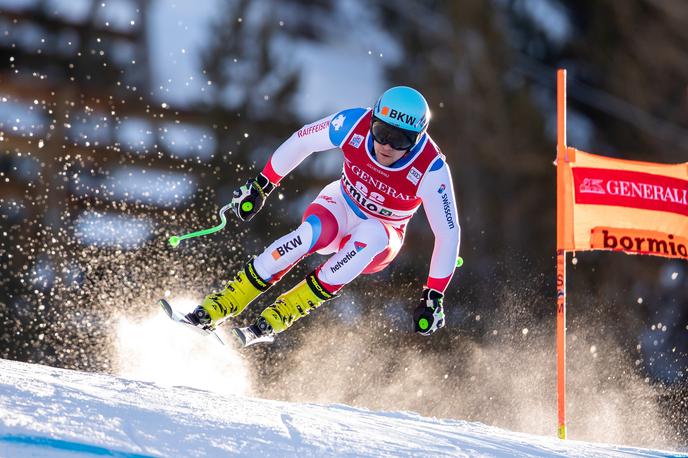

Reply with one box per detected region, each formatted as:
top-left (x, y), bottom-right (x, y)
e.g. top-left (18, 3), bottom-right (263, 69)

top-left (671, 272), bottom-right (678, 280)
top-left (637, 297), bottom-right (643, 304)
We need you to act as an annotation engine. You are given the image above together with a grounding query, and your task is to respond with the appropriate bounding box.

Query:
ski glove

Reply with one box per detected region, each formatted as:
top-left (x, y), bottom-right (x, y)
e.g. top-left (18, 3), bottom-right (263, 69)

top-left (232, 173), bottom-right (275, 222)
top-left (413, 288), bottom-right (445, 336)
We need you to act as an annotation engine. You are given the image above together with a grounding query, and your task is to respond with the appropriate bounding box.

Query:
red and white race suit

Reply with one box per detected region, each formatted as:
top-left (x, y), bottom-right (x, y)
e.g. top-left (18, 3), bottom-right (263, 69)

top-left (252, 107), bottom-right (461, 294)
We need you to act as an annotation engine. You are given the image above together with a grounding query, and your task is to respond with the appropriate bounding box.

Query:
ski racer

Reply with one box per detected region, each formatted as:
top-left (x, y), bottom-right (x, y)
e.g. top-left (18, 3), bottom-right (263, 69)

top-left (186, 86), bottom-right (461, 344)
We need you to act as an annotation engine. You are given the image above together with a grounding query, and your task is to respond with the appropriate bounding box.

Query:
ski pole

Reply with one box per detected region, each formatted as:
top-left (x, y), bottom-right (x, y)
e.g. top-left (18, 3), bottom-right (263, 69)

top-left (168, 202), bottom-right (233, 247)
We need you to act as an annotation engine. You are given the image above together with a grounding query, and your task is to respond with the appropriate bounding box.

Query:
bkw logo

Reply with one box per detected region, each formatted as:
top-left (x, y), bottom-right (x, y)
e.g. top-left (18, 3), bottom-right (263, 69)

top-left (381, 106), bottom-right (417, 127)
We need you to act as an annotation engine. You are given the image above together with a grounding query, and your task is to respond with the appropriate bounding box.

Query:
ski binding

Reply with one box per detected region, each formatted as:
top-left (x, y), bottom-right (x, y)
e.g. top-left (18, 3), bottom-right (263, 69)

top-left (231, 325), bottom-right (275, 347)
top-left (159, 298), bottom-right (225, 345)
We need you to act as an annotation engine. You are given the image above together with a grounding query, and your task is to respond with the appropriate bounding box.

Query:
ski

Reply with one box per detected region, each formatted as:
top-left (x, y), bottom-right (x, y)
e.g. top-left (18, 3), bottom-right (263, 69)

top-left (231, 325), bottom-right (275, 347)
top-left (159, 298), bottom-right (225, 346)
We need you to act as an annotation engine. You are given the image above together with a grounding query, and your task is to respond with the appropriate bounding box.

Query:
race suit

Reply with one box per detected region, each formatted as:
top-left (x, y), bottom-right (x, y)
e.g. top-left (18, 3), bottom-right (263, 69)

top-left (251, 107), bottom-right (461, 294)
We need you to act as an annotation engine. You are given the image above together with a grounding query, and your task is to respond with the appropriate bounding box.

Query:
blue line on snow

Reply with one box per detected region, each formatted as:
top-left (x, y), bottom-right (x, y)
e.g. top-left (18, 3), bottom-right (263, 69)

top-left (0, 435), bottom-right (154, 457)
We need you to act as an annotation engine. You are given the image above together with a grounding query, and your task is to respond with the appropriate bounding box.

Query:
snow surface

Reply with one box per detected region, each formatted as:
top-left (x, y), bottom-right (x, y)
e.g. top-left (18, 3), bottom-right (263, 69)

top-left (0, 359), bottom-right (685, 457)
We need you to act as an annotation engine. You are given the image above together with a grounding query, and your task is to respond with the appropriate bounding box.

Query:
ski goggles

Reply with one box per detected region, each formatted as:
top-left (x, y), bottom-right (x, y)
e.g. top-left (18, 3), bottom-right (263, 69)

top-left (370, 118), bottom-right (419, 151)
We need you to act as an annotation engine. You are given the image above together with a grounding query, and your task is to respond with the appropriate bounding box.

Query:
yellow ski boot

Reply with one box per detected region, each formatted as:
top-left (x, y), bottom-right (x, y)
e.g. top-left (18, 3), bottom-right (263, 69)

top-left (187, 259), bottom-right (271, 329)
top-left (232, 272), bottom-right (338, 346)
top-left (259, 271), bottom-right (336, 334)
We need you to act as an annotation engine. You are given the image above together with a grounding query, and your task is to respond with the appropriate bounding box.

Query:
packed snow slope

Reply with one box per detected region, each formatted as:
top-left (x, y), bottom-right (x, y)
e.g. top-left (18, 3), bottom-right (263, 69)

top-left (0, 358), bottom-right (685, 457)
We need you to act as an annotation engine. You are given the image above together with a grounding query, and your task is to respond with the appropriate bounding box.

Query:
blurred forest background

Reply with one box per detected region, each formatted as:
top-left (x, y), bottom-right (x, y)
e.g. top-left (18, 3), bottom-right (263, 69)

top-left (0, 0), bottom-right (686, 449)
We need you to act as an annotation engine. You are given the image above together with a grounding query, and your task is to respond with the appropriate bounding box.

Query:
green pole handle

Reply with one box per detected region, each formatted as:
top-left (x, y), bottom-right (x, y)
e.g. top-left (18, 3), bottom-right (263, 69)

top-left (168, 203), bottom-right (233, 247)
top-left (456, 256), bottom-right (464, 268)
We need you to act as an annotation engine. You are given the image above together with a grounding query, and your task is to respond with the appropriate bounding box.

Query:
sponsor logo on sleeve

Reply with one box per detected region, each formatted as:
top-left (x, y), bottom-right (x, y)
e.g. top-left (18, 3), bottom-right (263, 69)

top-left (332, 114), bottom-right (345, 131)
top-left (437, 184), bottom-right (446, 194)
top-left (348, 133), bottom-right (364, 148)
top-left (441, 193), bottom-right (456, 230)
top-left (406, 167), bottom-right (422, 185)
top-left (297, 120), bottom-right (330, 138)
